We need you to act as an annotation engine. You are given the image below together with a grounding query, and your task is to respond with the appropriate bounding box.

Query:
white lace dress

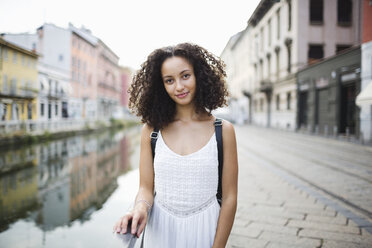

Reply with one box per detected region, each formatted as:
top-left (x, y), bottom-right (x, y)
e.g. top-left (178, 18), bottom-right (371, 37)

top-left (144, 130), bottom-right (220, 248)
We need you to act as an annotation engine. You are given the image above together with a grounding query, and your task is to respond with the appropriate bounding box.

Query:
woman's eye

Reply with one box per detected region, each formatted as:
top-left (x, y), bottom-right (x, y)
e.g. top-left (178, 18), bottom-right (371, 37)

top-left (183, 74), bottom-right (190, 79)
top-left (165, 79), bottom-right (173, 84)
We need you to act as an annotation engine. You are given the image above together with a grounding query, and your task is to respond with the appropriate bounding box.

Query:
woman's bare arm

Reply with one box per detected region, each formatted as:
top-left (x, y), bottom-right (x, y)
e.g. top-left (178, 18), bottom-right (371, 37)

top-left (113, 124), bottom-right (155, 237)
top-left (212, 120), bottom-right (238, 248)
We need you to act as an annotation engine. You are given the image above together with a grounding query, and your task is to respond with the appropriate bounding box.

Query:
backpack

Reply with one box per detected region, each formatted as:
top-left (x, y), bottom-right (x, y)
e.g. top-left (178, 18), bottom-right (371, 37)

top-left (150, 118), bottom-right (223, 206)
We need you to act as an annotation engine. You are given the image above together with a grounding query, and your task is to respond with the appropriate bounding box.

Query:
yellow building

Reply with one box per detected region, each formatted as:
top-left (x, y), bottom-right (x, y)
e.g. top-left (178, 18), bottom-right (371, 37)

top-left (0, 37), bottom-right (38, 122)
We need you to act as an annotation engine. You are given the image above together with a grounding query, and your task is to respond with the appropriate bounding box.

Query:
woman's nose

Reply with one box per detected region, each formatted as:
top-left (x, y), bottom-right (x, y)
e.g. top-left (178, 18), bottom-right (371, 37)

top-left (175, 80), bottom-right (184, 91)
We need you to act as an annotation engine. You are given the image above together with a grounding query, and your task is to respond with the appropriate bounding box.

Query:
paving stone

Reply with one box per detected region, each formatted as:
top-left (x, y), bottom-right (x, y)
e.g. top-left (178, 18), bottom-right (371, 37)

top-left (287, 219), bottom-right (360, 234)
top-left (305, 213), bottom-right (348, 225)
top-left (265, 241), bottom-right (315, 248)
top-left (258, 231), bottom-right (321, 247)
top-left (284, 206), bottom-right (337, 216)
top-left (237, 213), bottom-right (288, 225)
top-left (247, 222), bottom-right (298, 235)
top-left (230, 226), bottom-right (262, 238)
top-left (229, 126), bottom-right (372, 247)
top-left (322, 240), bottom-right (372, 248)
top-left (227, 234), bottom-right (268, 248)
top-left (246, 206), bottom-right (305, 220)
top-left (299, 229), bottom-right (372, 243)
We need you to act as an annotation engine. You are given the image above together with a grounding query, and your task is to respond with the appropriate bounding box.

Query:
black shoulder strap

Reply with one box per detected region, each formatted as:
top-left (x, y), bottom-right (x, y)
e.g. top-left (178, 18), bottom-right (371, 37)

top-left (150, 128), bottom-right (159, 158)
top-left (214, 118), bottom-right (223, 206)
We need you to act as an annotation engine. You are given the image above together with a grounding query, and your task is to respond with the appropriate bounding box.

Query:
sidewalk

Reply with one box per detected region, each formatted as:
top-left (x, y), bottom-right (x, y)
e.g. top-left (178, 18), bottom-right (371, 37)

top-left (227, 126), bottom-right (372, 248)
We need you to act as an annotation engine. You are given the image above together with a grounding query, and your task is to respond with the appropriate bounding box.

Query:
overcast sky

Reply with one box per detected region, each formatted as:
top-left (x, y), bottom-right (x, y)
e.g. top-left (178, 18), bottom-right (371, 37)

top-left (0, 0), bottom-right (260, 69)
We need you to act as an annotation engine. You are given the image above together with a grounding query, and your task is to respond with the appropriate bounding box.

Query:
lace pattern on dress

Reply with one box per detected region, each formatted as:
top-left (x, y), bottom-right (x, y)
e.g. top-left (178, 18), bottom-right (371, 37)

top-left (155, 195), bottom-right (217, 217)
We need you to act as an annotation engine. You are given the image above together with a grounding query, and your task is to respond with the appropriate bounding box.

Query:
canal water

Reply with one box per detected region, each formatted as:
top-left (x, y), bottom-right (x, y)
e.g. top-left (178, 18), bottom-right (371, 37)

top-left (0, 126), bottom-right (142, 248)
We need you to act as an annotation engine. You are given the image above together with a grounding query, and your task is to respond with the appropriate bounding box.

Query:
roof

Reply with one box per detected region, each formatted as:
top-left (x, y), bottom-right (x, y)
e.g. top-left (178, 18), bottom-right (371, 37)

top-left (248, 0), bottom-right (278, 27)
top-left (0, 37), bottom-right (38, 57)
top-left (69, 24), bottom-right (98, 46)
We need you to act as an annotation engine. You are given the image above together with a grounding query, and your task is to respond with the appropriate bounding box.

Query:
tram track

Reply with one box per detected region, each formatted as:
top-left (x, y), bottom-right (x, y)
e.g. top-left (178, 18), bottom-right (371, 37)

top-left (241, 127), bottom-right (372, 183)
top-left (235, 126), bottom-right (372, 233)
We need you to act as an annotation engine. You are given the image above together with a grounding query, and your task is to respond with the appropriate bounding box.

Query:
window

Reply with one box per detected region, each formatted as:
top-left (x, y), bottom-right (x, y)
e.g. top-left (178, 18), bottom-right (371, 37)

top-left (310, 0), bottom-right (323, 24)
top-left (259, 60), bottom-right (263, 81)
top-left (277, 8), bottom-right (281, 40)
top-left (40, 81), bottom-right (44, 91)
top-left (260, 27), bottom-right (264, 51)
top-left (13, 51), bottom-right (17, 64)
top-left (48, 79), bottom-right (52, 94)
top-left (288, 0), bottom-right (292, 31)
top-left (254, 64), bottom-right (258, 83)
top-left (336, 44), bottom-right (351, 54)
top-left (287, 44), bottom-right (292, 73)
top-left (254, 100), bottom-right (257, 112)
top-left (11, 78), bottom-right (17, 94)
top-left (72, 57), bottom-right (75, 67)
top-left (268, 19), bottom-right (272, 47)
top-left (3, 75), bottom-right (8, 93)
top-left (260, 98), bottom-right (264, 111)
top-left (22, 55), bottom-right (25, 66)
top-left (276, 94), bottom-right (280, 110)
top-left (255, 34), bottom-right (259, 57)
top-left (276, 49), bottom-right (280, 79)
top-left (267, 54), bottom-right (271, 79)
top-left (55, 104), bottom-right (58, 116)
top-left (4, 48), bottom-right (8, 61)
top-left (338, 0), bottom-right (352, 26)
top-left (308, 44), bottom-right (324, 64)
top-left (41, 103), bottom-right (44, 116)
top-left (59, 54), bottom-right (64, 62)
top-left (287, 92), bottom-right (291, 110)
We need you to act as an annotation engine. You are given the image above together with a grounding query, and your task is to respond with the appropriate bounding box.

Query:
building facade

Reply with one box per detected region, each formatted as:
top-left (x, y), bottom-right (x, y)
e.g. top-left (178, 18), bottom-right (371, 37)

top-left (3, 24), bottom-right (72, 123)
top-left (356, 0), bottom-right (372, 144)
top-left (1, 23), bottom-right (123, 135)
top-left (96, 40), bottom-right (121, 120)
top-left (221, 27), bottom-right (253, 124)
top-left (297, 46), bottom-right (361, 137)
top-left (245, 0), bottom-right (361, 130)
top-left (0, 38), bottom-right (38, 132)
top-left (69, 24), bottom-right (98, 120)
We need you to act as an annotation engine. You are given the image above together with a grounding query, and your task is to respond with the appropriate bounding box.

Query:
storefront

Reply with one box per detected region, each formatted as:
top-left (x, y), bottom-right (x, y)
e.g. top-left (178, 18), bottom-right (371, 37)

top-left (297, 46), bottom-right (361, 137)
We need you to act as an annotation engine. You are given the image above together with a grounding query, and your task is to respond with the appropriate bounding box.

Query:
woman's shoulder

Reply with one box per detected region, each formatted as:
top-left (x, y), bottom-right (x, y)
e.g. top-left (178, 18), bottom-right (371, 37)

top-left (141, 123), bottom-right (155, 137)
top-left (219, 119), bottom-right (235, 139)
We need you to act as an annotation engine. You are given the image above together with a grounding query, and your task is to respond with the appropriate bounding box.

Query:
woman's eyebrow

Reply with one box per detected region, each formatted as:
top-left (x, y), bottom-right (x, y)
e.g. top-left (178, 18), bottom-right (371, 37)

top-left (179, 69), bottom-right (191, 74)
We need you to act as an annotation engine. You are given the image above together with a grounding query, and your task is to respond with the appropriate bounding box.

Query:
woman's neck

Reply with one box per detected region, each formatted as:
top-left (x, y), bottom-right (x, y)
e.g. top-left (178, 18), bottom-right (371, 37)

top-left (174, 104), bottom-right (207, 122)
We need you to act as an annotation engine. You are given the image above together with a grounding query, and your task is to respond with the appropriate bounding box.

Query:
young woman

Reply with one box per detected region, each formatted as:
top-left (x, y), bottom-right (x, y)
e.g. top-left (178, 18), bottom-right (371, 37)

top-left (113, 43), bottom-right (238, 248)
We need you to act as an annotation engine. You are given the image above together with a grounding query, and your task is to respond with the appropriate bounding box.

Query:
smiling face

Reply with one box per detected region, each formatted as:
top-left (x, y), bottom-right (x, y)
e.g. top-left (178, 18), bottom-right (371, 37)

top-left (161, 56), bottom-right (196, 107)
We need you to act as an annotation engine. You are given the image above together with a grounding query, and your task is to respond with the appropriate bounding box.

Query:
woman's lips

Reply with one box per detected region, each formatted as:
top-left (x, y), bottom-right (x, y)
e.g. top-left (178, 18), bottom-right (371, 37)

top-left (176, 92), bottom-right (189, 98)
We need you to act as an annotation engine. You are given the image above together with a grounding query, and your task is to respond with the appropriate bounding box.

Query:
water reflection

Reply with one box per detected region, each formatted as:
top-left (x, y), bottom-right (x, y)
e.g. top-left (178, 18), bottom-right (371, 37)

top-left (0, 128), bottom-right (137, 234)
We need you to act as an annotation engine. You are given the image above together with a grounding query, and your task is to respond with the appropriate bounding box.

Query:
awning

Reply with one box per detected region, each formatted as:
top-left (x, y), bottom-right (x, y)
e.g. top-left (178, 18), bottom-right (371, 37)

top-left (62, 83), bottom-right (73, 95)
top-left (39, 76), bottom-right (49, 92)
top-left (356, 81), bottom-right (372, 106)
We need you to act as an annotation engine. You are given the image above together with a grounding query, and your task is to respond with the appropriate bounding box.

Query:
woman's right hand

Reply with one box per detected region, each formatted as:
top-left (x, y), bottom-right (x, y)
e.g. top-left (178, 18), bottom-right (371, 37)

top-left (113, 202), bottom-right (149, 238)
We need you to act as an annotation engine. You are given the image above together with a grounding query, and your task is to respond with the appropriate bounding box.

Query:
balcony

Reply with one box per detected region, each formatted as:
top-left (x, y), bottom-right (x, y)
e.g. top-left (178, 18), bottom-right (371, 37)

top-left (0, 87), bottom-right (38, 99)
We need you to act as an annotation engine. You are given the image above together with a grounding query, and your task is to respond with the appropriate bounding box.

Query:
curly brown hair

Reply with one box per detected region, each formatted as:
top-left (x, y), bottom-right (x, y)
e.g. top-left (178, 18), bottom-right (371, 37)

top-left (129, 42), bottom-right (229, 129)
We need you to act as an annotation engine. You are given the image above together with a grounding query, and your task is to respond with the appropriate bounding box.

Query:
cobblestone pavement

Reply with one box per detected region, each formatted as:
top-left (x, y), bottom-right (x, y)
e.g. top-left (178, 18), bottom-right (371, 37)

top-left (227, 125), bottom-right (372, 248)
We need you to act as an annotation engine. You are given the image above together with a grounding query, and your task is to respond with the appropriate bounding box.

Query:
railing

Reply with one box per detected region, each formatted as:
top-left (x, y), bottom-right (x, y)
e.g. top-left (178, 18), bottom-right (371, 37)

top-left (0, 119), bottom-right (100, 135)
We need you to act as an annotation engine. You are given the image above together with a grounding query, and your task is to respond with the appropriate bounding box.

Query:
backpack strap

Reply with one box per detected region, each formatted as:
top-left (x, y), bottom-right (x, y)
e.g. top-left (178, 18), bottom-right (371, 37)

top-left (214, 118), bottom-right (223, 206)
top-left (150, 128), bottom-right (159, 159)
